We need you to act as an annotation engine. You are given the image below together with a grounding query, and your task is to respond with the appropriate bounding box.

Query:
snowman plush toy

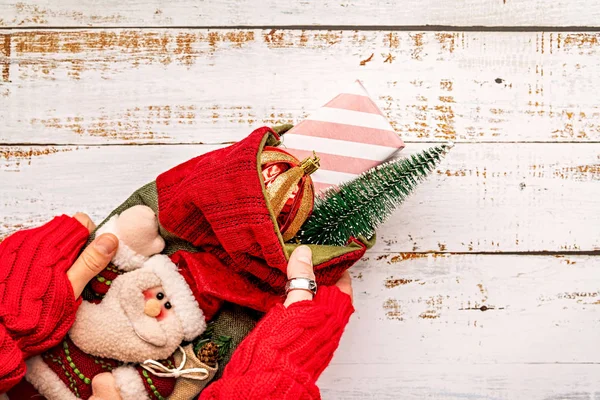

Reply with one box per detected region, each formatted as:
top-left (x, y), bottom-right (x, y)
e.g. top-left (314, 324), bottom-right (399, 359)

top-left (6, 126), bottom-right (372, 400)
top-left (11, 206), bottom-right (214, 400)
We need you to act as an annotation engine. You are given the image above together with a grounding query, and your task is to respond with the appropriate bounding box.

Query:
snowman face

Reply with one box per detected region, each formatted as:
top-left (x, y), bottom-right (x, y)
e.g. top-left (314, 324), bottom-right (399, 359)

top-left (143, 286), bottom-right (176, 321)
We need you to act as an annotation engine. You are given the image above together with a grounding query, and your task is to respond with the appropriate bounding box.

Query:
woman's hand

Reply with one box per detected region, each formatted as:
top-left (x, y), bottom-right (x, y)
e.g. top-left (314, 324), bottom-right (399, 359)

top-left (71, 214), bottom-right (123, 400)
top-left (284, 245), bottom-right (353, 307)
top-left (68, 213), bottom-right (119, 298)
top-left (199, 245), bottom-right (356, 399)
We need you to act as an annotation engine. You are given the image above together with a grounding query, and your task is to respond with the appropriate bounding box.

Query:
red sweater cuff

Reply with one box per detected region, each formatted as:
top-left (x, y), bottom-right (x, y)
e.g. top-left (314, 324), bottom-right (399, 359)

top-left (21, 215), bottom-right (88, 357)
top-left (0, 215), bottom-right (89, 390)
top-left (50, 215), bottom-right (91, 257)
top-left (0, 325), bottom-right (25, 394)
top-left (272, 285), bottom-right (354, 378)
top-left (202, 286), bottom-right (354, 399)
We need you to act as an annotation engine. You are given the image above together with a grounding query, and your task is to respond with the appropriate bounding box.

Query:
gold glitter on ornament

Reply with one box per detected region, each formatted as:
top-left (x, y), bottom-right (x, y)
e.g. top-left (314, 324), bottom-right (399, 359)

top-left (266, 167), bottom-right (305, 216)
top-left (282, 183), bottom-right (314, 242)
top-left (260, 148), bottom-right (320, 241)
top-left (260, 150), bottom-right (298, 165)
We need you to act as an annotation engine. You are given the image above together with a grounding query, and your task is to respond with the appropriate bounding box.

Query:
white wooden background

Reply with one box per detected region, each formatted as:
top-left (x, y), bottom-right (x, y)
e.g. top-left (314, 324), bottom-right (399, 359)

top-left (1, 2), bottom-right (599, 399)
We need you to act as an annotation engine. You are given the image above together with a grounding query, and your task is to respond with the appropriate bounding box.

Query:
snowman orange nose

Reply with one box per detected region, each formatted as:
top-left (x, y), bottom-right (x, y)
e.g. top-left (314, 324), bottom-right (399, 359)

top-left (144, 299), bottom-right (162, 317)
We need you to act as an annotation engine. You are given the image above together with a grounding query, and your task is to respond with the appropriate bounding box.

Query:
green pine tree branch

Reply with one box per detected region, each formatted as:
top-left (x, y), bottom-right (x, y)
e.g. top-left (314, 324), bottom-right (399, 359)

top-left (215, 335), bottom-right (232, 361)
top-left (193, 321), bottom-right (216, 354)
top-left (192, 321), bottom-right (233, 361)
top-left (297, 144), bottom-right (452, 246)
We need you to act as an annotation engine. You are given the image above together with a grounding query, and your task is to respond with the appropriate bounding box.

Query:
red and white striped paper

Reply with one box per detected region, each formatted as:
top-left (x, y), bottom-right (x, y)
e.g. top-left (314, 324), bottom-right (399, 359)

top-left (282, 80), bottom-right (405, 193)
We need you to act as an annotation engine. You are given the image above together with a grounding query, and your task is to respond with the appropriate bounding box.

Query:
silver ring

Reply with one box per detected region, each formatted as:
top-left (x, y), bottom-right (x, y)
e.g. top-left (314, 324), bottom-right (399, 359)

top-left (285, 277), bottom-right (317, 296)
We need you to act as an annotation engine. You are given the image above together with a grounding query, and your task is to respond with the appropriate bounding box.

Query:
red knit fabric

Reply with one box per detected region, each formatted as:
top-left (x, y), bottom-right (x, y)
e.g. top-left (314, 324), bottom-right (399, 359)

top-left (0, 127), bottom-right (366, 397)
top-left (12, 336), bottom-right (176, 400)
top-left (87, 263), bottom-right (123, 303)
top-left (171, 250), bottom-right (279, 320)
top-left (0, 216), bottom-right (88, 393)
top-left (7, 338), bottom-right (177, 400)
top-left (200, 285), bottom-right (354, 400)
top-left (157, 126), bottom-right (367, 319)
top-left (136, 362), bottom-right (177, 400)
top-left (5, 377), bottom-right (40, 399)
top-left (43, 337), bottom-right (122, 399)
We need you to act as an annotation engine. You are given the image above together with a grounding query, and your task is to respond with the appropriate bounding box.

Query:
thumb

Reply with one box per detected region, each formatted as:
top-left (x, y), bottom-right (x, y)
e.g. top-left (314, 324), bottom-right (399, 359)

top-left (284, 245), bottom-right (315, 307)
top-left (67, 233), bottom-right (119, 299)
top-left (91, 372), bottom-right (122, 400)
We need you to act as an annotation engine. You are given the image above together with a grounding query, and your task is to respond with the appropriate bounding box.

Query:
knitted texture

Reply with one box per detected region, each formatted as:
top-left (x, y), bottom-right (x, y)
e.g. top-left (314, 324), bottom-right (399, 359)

top-left (136, 361), bottom-right (177, 400)
top-left (8, 337), bottom-right (177, 400)
top-left (200, 286), bottom-right (354, 400)
top-left (157, 127), bottom-right (289, 285)
top-left (157, 126), bottom-right (367, 318)
top-left (168, 345), bottom-right (218, 400)
top-left (210, 303), bottom-right (262, 379)
top-left (83, 181), bottom-right (262, 371)
top-left (43, 337), bottom-right (122, 399)
top-left (0, 216), bottom-right (88, 393)
top-left (1, 126), bottom-right (366, 398)
top-left (76, 126), bottom-right (367, 371)
top-left (87, 263), bottom-right (122, 303)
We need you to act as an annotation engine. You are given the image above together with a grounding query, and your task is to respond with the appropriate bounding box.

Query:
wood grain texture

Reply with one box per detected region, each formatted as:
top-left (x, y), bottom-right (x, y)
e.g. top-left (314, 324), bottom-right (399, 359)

top-left (320, 364), bottom-right (600, 400)
top-left (2, 30), bottom-right (600, 144)
top-left (2, 1), bottom-right (600, 28)
top-left (1, 2), bottom-right (599, 396)
top-left (1, 143), bottom-right (598, 252)
top-left (319, 254), bottom-right (600, 399)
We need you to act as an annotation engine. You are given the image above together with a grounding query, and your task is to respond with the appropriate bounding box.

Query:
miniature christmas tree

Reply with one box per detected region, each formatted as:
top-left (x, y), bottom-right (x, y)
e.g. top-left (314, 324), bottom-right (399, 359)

top-left (296, 144), bottom-right (452, 246)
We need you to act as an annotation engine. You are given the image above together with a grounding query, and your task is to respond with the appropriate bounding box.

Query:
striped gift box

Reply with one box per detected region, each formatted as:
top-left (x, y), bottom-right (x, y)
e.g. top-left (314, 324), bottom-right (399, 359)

top-left (282, 80), bottom-right (405, 193)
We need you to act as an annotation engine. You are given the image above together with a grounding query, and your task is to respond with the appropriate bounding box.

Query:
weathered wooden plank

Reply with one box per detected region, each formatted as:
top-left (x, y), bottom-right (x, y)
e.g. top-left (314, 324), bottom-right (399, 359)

top-left (1, 143), bottom-right (598, 252)
top-left (2, 30), bottom-right (600, 144)
top-left (2, 1), bottom-right (600, 28)
top-left (320, 364), bottom-right (600, 399)
top-left (337, 254), bottom-right (600, 364)
top-left (319, 254), bottom-right (600, 398)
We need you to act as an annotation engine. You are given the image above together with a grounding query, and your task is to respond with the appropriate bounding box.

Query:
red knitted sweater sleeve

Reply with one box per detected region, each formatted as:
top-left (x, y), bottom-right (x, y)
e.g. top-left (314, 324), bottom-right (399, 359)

top-left (200, 286), bottom-right (354, 400)
top-left (0, 216), bottom-right (89, 393)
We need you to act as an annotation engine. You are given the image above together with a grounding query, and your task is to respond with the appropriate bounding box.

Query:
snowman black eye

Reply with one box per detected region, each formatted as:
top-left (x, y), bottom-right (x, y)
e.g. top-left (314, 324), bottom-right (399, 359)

top-left (156, 292), bottom-right (165, 300)
top-left (164, 302), bottom-right (172, 310)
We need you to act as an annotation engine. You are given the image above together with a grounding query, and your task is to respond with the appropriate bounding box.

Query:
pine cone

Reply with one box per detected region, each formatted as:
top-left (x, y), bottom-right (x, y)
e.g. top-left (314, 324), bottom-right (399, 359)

top-left (199, 342), bottom-right (219, 367)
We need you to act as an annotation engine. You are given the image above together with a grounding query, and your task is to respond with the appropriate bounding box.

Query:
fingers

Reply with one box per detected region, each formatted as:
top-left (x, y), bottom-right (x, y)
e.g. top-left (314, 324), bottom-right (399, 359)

top-left (335, 271), bottom-right (353, 304)
top-left (284, 245), bottom-right (315, 307)
top-left (73, 212), bottom-right (96, 234)
top-left (67, 233), bottom-right (119, 299)
top-left (91, 372), bottom-right (122, 400)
